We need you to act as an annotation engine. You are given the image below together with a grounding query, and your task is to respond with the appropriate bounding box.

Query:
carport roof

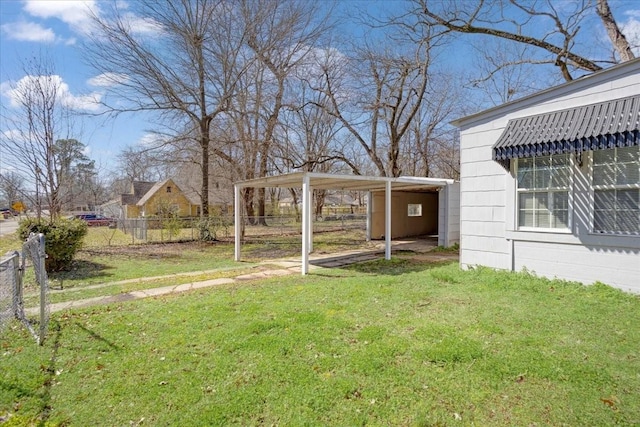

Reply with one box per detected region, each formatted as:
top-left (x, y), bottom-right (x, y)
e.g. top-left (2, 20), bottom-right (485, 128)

top-left (234, 172), bottom-right (454, 192)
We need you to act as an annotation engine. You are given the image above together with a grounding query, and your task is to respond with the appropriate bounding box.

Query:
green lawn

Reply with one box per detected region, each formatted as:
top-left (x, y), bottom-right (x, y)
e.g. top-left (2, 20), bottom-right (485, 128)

top-left (2, 258), bottom-right (639, 426)
top-left (6, 227), bottom-right (372, 295)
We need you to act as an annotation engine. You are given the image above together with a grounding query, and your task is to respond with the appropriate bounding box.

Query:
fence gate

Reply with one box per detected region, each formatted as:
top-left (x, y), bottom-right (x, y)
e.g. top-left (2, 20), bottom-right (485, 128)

top-left (0, 233), bottom-right (49, 345)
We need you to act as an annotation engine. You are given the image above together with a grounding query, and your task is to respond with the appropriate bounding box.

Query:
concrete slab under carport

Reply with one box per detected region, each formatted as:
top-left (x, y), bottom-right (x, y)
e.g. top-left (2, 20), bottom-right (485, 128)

top-left (233, 172), bottom-right (457, 275)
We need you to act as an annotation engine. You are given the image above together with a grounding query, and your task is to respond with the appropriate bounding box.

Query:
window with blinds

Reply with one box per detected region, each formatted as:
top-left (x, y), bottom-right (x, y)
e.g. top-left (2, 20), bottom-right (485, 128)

top-left (592, 146), bottom-right (640, 234)
top-left (516, 154), bottom-right (570, 230)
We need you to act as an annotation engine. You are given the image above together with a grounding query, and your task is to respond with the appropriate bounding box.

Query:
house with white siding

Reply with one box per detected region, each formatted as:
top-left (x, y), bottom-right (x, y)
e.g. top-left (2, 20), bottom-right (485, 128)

top-left (452, 58), bottom-right (639, 293)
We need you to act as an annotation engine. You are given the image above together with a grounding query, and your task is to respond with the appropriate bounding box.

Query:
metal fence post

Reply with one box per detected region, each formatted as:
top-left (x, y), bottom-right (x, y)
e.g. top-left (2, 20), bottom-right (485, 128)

top-left (10, 251), bottom-right (21, 319)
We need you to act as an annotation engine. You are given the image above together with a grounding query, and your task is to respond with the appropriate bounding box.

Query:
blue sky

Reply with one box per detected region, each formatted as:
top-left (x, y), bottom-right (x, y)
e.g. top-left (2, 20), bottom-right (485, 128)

top-left (1, 0), bottom-right (639, 176)
top-left (0, 1), bottom-right (157, 174)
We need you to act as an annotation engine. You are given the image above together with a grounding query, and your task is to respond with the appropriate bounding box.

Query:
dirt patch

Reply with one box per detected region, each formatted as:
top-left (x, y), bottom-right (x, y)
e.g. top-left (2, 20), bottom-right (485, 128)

top-left (81, 240), bottom-right (219, 258)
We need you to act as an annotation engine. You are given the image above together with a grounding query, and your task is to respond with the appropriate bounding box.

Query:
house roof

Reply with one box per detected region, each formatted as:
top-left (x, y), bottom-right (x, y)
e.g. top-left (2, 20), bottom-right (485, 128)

top-left (234, 172), bottom-right (454, 192)
top-left (136, 178), bottom-right (202, 206)
top-left (121, 181), bottom-right (155, 205)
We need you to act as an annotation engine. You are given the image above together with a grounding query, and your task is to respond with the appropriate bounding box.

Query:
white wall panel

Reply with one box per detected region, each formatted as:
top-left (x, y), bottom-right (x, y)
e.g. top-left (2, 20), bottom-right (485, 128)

top-left (514, 240), bottom-right (640, 293)
top-left (457, 59), bottom-right (640, 292)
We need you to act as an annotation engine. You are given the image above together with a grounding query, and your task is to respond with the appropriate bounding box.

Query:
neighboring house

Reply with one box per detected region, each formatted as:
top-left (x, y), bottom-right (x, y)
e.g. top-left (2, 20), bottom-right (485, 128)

top-left (121, 179), bottom-right (199, 218)
top-left (453, 58), bottom-right (639, 293)
top-left (99, 199), bottom-right (123, 219)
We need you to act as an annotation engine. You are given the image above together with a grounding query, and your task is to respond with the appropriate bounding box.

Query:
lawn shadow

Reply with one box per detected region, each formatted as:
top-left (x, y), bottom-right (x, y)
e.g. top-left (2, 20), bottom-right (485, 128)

top-left (342, 257), bottom-right (458, 276)
top-left (75, 323), bottom-right (121, 351)
top-left (311, 250), bottom-right (459, 276)
top-left (48, 260), bottom-right (115, 288)
top-left (38, 320), bottom-right (62, 426)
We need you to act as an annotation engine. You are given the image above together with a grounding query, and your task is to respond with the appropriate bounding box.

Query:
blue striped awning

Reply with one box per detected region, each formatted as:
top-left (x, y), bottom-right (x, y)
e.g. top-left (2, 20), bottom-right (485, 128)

top-left (493, 95), bottom-right (640, 168)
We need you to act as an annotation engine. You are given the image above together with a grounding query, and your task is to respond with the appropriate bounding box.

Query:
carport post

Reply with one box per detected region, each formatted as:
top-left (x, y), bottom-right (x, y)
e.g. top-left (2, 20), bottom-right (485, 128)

top-left (308, 187), bottom-right (313, 254)
top-left (385, 180), bottom-right (391, 260)
top-left (366, 191), bottom-right (372, 242)
top-left (234, 185), bottom-right (241, 261)
top-left (301, 175), bottom-right (311, 275)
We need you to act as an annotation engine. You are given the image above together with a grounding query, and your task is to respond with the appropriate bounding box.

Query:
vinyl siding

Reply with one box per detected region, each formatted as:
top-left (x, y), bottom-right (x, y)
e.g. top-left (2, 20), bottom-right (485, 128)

top-left (514, 240), bottom-right (640, 293)
top-left (457, 59), bottom-right (640, 292)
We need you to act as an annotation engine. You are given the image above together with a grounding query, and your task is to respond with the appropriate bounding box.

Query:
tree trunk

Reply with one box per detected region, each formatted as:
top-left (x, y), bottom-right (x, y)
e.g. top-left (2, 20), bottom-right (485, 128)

top-left (200, 120), bottom-right (210, 219)
top-left (243, 187), bottom-right (256, 225)
top-left (597, 0), bottom-right (635, 62)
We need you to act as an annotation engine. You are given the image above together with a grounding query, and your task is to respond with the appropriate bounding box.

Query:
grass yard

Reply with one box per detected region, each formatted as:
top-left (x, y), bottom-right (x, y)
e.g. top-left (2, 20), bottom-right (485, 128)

top-left (2, 226), bottom-right (371, 293)
top-left (2, 257), bottom-right (639, 426)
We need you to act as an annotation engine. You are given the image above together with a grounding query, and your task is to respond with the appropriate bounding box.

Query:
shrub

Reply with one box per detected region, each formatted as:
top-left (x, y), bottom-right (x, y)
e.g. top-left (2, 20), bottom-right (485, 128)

top-left (18, 217), bottom-right (88, 272)
top-left (196, 216), bottom-right (231, 241)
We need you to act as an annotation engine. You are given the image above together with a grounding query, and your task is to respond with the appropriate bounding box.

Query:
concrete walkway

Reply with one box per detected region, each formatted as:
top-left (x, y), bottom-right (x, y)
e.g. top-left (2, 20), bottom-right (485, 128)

top-left (31, 238), bottom-right (449, 314)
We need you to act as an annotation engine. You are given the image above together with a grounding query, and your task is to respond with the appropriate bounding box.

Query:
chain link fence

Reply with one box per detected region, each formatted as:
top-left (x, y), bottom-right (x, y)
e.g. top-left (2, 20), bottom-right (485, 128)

top-left (0, 233), bottom-right (49, 345)
top-left (116, 214), bottom-right (367, 243)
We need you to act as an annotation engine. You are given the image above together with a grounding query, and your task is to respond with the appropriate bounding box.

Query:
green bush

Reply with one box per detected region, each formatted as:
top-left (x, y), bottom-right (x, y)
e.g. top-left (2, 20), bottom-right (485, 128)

top-left (18, 217), bottom-right (88, 272)
top-left (196, 216), bottom-right (231, 241)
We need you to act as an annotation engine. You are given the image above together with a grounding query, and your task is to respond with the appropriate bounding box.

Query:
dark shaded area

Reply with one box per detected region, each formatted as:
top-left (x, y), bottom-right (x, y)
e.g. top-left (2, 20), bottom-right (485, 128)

top-left (75, 322), bottom-right (121, 351)
top-left (341, 256), bottom-right (457, 276)
top-left (38, 320), bottom-right (61, 426)
top-left (49, 259), bottom-right (115, 286)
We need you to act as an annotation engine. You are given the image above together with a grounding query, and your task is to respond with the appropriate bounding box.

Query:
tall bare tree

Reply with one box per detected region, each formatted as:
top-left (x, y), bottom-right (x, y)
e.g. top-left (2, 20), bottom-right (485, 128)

top-left (0, 171), bottom-right (27, 208)
top-left (408, 0), bottom-right (635, 82)
top-left (238, 0), bottom-right (333, 223)
top-left (314, 38), bottom-right (434, 177)
top-left (54, 138), bottom-right (97, 211)
top-left (0, 57), bottom-right (80, 219)
top-left (85, 0), bottom-right (249, 226)
top-left (596, 0), bottom-right (635, 62)
top-left (401, 73), bottom-right (461, 178)
top-left (116, 146), bottom-right (167, 184)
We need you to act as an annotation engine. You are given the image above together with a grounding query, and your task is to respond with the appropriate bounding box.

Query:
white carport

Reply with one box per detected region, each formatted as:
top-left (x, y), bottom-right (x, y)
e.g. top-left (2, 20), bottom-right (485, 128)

top-left (234, 172), bottom-right (457, 275)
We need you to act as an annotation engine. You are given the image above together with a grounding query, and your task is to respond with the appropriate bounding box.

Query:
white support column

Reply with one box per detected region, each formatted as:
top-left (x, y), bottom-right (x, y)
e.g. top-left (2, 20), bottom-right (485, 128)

top-left (366, 191), bottom-right (372, 242)
top-left (301, 175), bottom-right (311, 275)
top-left (308, 188), bottom-right (313, 254)
top-left (234, 185), bottom-right (241, 261)
top-left (385, 180), bottom-right (392, 260)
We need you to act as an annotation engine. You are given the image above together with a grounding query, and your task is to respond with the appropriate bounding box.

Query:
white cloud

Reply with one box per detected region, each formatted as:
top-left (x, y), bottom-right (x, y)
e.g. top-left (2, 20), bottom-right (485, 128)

top-left (0, 21), bottom-right (55, 42)
top-left (87, 72), bottom-right (129, 87)
top-left (23, 0), bottom-right (100, 35)
top-left (0, 129), bottom-right (26, 144)
top-left (121, 12), bottom-right (163, 36)
top-left (2, 75), bottom-right (102, 112)
top-left (20, 0), bottom-right (162, 41)
top-left (137, 133), bottom-right (168, 148)
top-left (621, 11), bottom-right (640, 55)
top-left (625, 9), bottom-right (640, 19)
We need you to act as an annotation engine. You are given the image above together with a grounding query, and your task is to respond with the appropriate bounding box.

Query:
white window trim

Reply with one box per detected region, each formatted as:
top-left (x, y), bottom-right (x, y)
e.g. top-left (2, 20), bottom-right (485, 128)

top-left (514, 153), bottom-right (573, 232)
top-left (407, 203), bottom-right (422, 217)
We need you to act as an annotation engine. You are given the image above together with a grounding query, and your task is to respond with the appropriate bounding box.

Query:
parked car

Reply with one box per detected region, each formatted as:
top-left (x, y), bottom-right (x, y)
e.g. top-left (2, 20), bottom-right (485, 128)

top-left (1, 208), bottom-right (15, 219)
top-left (73, 214), bottom-right (117, 228)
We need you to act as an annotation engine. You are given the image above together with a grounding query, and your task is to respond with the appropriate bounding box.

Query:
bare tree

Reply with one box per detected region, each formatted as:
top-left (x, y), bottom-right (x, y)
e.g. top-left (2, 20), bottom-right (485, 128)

top-left (407, 0), bottom-right (635, 82)
top-left (401, 73), bottom-right (461, 178)
top-left (85, 0), bottom-right (250, 227)
top-left (314, 37), bottom-right (433, 177)
top-left (468, 42), bottom-right (552, 106)
top-left (596, 0), bottom-right (635, 62)
top-left (0, 171), bottom-right (27, 209)
top-left (274, 79), bottom-right (346, 218)
top-left (116, 146), bottom-right (167, 184)
top-left (239, 0), bottom-right (334, 224)
top-left (0, 57), bottom-right (80, 219)
top-left (193, 1), bottom-right (335, 224)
